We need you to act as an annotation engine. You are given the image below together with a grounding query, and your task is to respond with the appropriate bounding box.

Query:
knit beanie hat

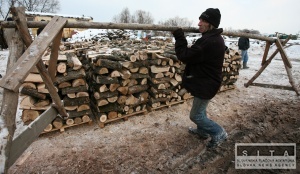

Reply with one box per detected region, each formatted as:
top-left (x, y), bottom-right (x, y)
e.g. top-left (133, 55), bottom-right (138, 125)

top-left (199, 8), bottom-right (221, 28)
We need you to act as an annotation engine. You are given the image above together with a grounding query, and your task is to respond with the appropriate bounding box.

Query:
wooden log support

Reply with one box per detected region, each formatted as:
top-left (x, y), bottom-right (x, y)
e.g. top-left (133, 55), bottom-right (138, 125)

top-left (261, 41), bottom-right (271, 66)
top-left (7, 106), bottom-right (58, 169)
top-left (244, 37), bottom-right (291, 87)
top-left (275, 38), bottom-right (292, 68)
top-left (0, 23), bottom-right (25, 173)
top-left (48, 29), bottom-right (63, 82)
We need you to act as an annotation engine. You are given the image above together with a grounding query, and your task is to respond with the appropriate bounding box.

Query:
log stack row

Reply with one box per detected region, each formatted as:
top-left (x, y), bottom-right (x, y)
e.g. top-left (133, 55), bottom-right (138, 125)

top-left (219, 48), bottom-right (242, 92)
top-left (19, 39), bottom-right (242, 131)
top-left (88, 49), bottom-right (153, 124)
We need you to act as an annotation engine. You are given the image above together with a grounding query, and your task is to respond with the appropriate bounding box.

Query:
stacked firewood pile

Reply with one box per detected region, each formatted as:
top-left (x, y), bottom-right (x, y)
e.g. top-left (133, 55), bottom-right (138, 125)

top-left (88, 47), bottom-right (156, 125)
top-left (20, 50), bottom-right (93, 132)
top-left (220, 48), bottom-right (242, 91)
top-left (20, 67), bottom-right (52, 124)
top-left (19, 38), bottom-right (241, 131)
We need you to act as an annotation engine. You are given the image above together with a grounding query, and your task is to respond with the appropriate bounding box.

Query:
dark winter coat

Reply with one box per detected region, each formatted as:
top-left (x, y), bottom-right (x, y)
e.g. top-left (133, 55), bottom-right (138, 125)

top-left (238, 37), bottom-right (250, 50)
top-left (173, 28), bottom-right (225, 99)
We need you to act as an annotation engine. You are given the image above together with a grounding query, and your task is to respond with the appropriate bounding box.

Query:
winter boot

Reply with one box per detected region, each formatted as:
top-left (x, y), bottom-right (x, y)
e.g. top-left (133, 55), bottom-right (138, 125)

top-left (188, 127), bottom-right (210, 139)
top-left (207, 128), bottom-right (228, 149)
top-left (243, 62), bottom-right (249, 69)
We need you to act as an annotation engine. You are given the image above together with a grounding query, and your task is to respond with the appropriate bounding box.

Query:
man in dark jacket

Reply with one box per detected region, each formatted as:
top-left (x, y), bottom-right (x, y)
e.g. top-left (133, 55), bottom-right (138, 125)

top-left (172, 8), bottom-right (227, 148)
top-left (238, 30), bottom-right (250, 69)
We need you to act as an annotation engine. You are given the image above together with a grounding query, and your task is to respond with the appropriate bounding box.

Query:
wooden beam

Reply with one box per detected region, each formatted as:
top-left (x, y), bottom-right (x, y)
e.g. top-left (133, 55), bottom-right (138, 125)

top-left (0, 21), bottom-right (276, 42)
top-left (261, 41), bottom-right (271, 66)
top-left (275, 38), bottom-right (292, 68)
top-left (0, 26), bottom-right (24, 174)
top-left (249, 83), bottom-right (294, 91)
top-left (7, 106), bottom-right (58, 168)
top-left (48, 29), bottom-right (63, 82)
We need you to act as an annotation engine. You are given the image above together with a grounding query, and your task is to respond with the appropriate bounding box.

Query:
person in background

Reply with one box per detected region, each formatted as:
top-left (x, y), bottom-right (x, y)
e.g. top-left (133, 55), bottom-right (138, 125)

top-left (172, 8), bottom-right (228, 148)
top-left (37, 19), bottom-right (46, 36)
top-left (238, 30), bottom-right (250, 69)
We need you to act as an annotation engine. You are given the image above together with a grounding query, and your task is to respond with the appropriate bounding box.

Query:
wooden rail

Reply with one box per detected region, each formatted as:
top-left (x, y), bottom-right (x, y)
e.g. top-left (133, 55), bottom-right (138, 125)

top-left (0, 21), bottom-right (276, 42)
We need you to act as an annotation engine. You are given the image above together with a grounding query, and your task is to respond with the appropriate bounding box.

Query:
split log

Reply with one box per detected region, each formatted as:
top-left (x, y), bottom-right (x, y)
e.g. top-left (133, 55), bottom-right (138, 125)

top-left (117, 86), bottom-right (129, 95)
top-left (33, 99), bottom-right (50, 107)
top-left (108, 111), bottom-right (118, 119)
top-left (24, 73), bottom-right (43, 83)
top-left (97, 99), bottom-right (109, 106)
top-left (67, 93), bottom-right (76, 98)
top-left (63, 96), bottom-right (90, 106)
top-left (98, 113), bottom-right (107, 122)
top-left (93, 66), bottom-right (109, 75)
top-left (72, 78), bottom-right (86, 87)
top-left (74, 117), bottom-right (82, 124)
top-left (82, 115), bottom-right (90, 122)
top-left (94, 75), bottom-right (119, 84)
top-left (93, 90), bottom-right (118, 100)
top-left (129, 73), bottom-right (149, 79)
top-left (66, 52), bottom-right (82, 70)
top-left (66, 118), bottom-right (74, 126)
top-left (110, 70), bottom-right (121, 77)
top-left (98, 103), bottom-right (123, 113)
top-left (21, 110), bottom-right (40, 123)
top-left (150, 65), bottom-right (170, 73)
top-left (52, 117), bottom-right (64, 129)
top-left (109, 83), bottom-right (120, 92)
top-left (77, 104), bottom-right (90, 111)
top-left (107, 96), bottom-right (118, 103)
top-left (96, 59), bottom-right (122, 70)
top-left (61, 85), bottom-right (88, 95)
top-left (20, 82), bottom-right (36, 89)
top-left (64, 106), bottom-right (77, 111)
top-left (76, 92), bottom-right (89, 98)
top-left (68, 110), bottom-right (92, 118)
top-left (20, 87), bottom-right (46, 100)
top-left (58, 81), bottom-right (72, 88)
top-left (56, 62), bottom-right (67, 73)
top-left (128, 84), bottom-right (148, 95)
top-left (43, 124), bottom-right (53, 132)
top-left (56, 69), bottom-right (85, 84)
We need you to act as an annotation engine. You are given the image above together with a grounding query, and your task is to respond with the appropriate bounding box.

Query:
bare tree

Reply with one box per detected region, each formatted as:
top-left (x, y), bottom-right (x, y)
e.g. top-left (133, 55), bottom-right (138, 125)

top-left (112, 7), bottom-right (131, 23)
top-left (158, 16), bottom-right (193, 27)
top-left (15, 0), bottom-right (60, 13)
top-left (131, 10), bottom-right (154, 24)
top-left (0, 0), bottom-right (60, 19)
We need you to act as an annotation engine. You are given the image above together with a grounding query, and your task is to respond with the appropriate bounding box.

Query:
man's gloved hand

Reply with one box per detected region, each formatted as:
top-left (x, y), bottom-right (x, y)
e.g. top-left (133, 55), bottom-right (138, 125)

top-left (172, 28), bottom-right (184, 38)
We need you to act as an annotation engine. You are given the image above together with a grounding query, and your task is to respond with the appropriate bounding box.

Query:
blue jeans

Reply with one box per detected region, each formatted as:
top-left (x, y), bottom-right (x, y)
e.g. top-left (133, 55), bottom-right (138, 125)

top-left (241, 49), bottom-right (249, 63)
top-left (189, 97), bottom-right (223, 136)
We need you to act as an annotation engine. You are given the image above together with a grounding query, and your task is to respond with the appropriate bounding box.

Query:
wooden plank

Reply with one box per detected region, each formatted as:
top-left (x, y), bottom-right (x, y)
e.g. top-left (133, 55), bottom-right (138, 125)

top-left (275, 38), bottom-right (292, 68)
top-left (261, 41), bottom-right (271, 66)
top-left (0, 16), bottom-right (67, 92)
top-left (0, 26), bottom-right (25, 173)
top-left (7, 107), bottom-right (58, 168)
top-left (48, 29), bottom-right (63, 82)
top-left (249, 83), bottom-right (294, 91)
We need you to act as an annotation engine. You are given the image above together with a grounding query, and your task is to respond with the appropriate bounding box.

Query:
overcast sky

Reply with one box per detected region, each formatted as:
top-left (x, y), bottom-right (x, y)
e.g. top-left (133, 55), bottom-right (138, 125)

top-left (60, 0), bottom-right (300, 35)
